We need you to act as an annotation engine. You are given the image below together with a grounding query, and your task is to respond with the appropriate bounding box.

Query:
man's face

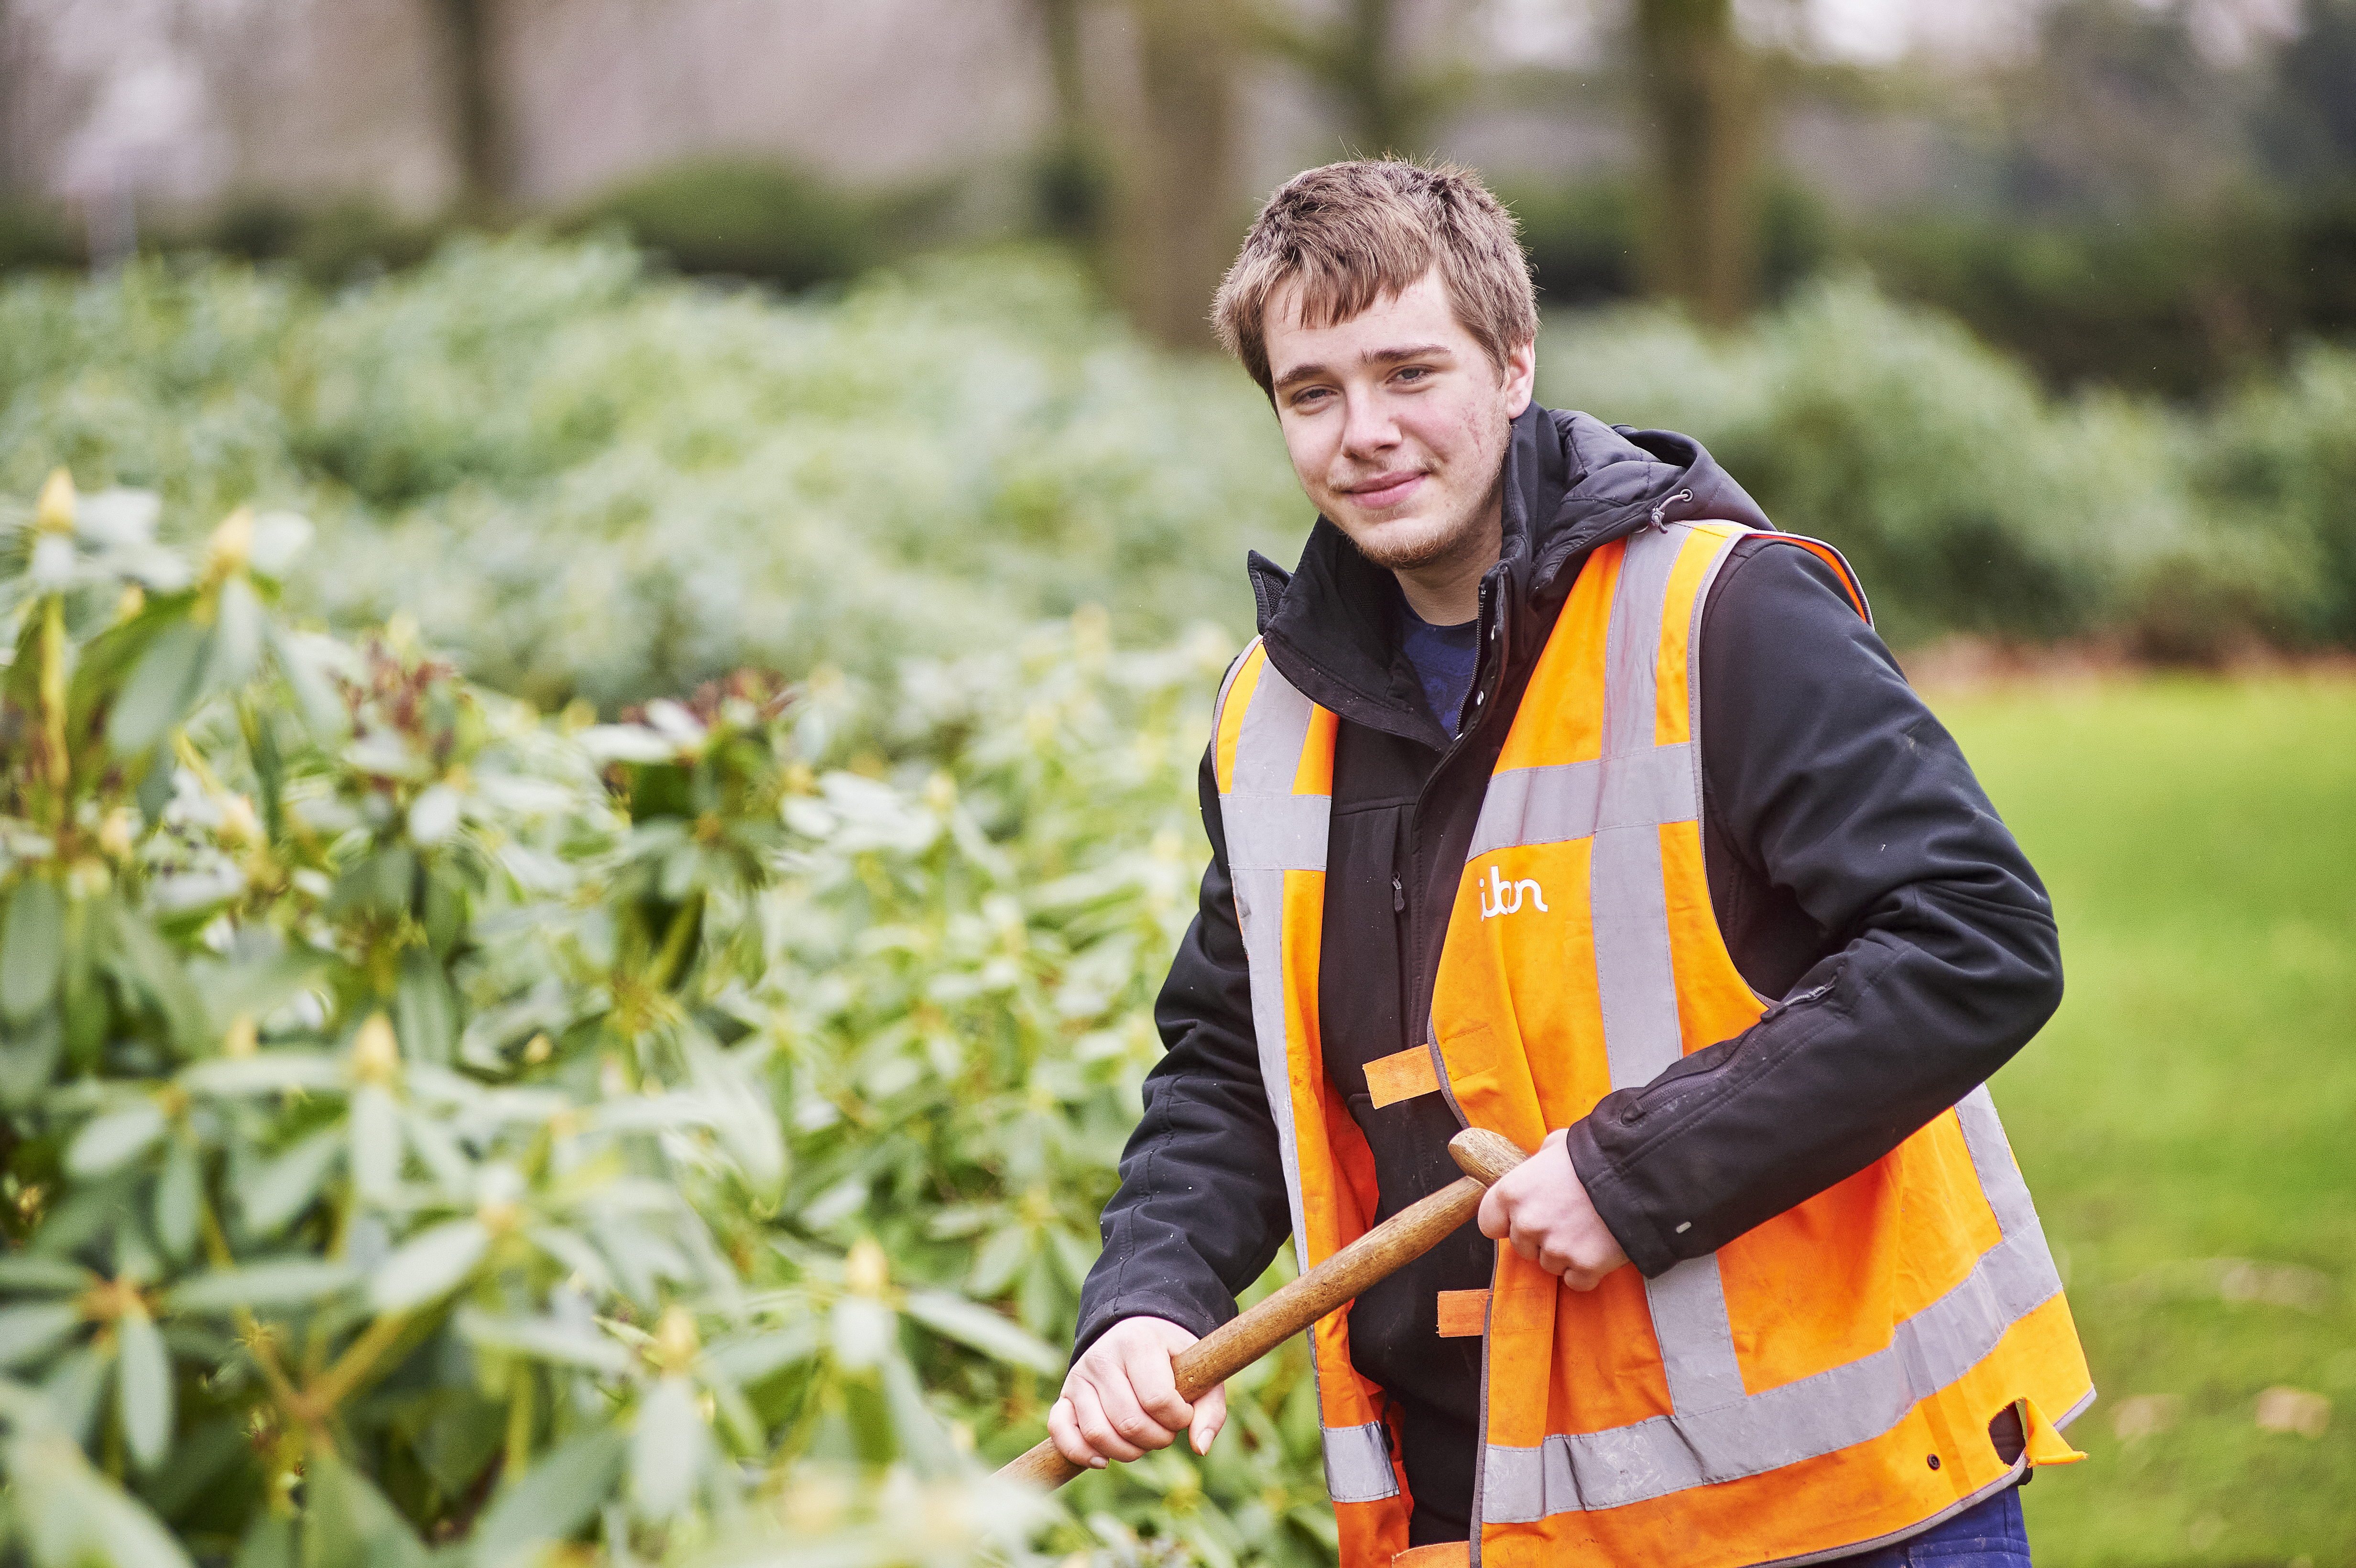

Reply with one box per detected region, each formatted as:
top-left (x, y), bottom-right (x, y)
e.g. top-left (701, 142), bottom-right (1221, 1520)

top-left (1264, 268), bottom-right (1536, 578)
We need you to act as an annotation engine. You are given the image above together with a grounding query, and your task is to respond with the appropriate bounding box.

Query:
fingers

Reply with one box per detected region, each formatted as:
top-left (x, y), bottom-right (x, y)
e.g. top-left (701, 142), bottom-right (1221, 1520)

top-left (1051, 1317), bottom-right (1203, 1469)
top-left (1125, 1329), bottom-right (1196, 1433)
top-left (1047, 1395), bottom-right (1107, 1469)
top-left (1067, 1376), bottom-right (1159, 1462)
top-left (1188, 1381), bottom-right (1228, 1456)
top-left (1477, 1181), bottom-right (1510, 1241)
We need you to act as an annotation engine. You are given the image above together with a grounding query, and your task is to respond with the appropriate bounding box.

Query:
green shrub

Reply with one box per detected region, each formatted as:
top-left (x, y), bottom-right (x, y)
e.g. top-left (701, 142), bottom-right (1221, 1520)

top-left (0, 239), bottom-right (1306, 709)
top-left (561, 160), bottom-right (931, 294)
top-left (202, 196), bottom-right (445, 287)
top-left (2, 234), bottom-right (2349, 702)
top-left (0, 202), bottom-right (79, 273)
top-left (1543, 275), bottom-right (2201, 648)
top-left (0, 468), bottom-right (1347, 1565)
top-left (2195, 342), bottom-right (2356, 644)
top-left (1847, 194), bottom-right (2356, 398)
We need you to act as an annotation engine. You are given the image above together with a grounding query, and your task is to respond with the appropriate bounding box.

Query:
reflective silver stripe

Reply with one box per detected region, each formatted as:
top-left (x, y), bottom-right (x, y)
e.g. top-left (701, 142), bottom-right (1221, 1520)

top-left (1591, 524), bottom-right (1691, 1096)
top-left (1220, 657), bottom-right (1398, 1509)
top-left (1222, 650), bottom-right (1325, 1240)
top-left (1483, 1225), bottom-right (2065, 1515)
top-left (1591, 818), bottom-right (1681, 1090)
top-left (1482, 1098), bottom-right (2069, 1520)
top-left (1629, 524), bottom-right (1757, 1421)
top-left (1232, 655), bottom-right (1318, 795)
top-left (1323, 1420), bottom-right (1401, 1503)
top-left (1465, 744), bottom-right (1697, 860)
top-left (1226, 792), bottom-right (1330, 871)
top-left (1952, 1084), bottom-right (2042, 1240)
top-left (1231, 863), bottom-right (1310, 1255)
top-left (1600, 522), bottom-right (1683, 759)
top-left (1646, 1254), bottom-right (1745, 1412)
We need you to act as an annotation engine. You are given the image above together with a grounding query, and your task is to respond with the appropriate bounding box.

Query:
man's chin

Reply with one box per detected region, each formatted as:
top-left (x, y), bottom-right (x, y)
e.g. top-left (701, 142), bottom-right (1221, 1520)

top-left (1344, 514), bottom-right (1476, 573)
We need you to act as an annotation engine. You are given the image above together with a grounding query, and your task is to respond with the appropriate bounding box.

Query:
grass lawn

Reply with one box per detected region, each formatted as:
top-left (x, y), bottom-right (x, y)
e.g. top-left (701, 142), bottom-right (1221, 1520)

top-left (1931, 676), bottom-right (2356, 1567)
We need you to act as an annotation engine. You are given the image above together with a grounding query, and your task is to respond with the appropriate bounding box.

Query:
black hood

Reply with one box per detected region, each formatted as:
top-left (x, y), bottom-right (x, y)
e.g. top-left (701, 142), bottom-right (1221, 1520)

top-left (1246, 404), bottom-right (1772, 748)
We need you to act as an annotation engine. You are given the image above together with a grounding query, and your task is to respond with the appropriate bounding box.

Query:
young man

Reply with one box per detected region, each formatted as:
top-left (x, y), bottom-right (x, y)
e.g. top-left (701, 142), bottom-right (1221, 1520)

top-left (1050, 161), bottom-right (2094, 1568)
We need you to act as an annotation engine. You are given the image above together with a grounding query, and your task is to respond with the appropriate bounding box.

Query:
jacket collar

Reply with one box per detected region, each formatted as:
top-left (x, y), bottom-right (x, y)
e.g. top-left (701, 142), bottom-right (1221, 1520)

top-left (1248, 404), bottom-right (1771, 748)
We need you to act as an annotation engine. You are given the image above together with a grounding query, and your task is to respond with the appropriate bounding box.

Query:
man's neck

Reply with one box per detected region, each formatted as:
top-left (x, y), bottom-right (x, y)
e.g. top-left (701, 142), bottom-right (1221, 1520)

top-left (1392, 496), bottom-right (1502, 626)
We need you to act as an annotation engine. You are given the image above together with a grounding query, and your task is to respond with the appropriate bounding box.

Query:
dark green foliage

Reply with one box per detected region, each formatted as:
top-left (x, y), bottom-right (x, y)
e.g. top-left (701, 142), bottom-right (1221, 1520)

top-left (561, 159), bottom-right (936, 293)
top-left (0, 203), bottom-right (79, 273)
top-left (1505, 179), bottom-right (1832, 311)
top-left (1851, 196), bottom-right (2356, 398)
top-left (202, 198), bottom-right (446, 288)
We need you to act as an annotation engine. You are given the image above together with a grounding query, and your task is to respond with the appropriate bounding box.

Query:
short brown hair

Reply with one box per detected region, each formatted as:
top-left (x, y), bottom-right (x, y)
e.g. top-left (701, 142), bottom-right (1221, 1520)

top-left (1212, 159), bottom-right (1538, 396)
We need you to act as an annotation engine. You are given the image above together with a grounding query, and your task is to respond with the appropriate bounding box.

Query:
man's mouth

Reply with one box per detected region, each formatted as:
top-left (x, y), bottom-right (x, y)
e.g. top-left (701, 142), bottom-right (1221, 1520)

top-left (1344, 471), bottom-right (1425, 510)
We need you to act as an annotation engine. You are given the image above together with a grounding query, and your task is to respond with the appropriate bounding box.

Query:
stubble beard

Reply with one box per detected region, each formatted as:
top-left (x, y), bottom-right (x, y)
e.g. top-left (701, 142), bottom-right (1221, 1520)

top-left (1342, 465), bottom-right (1507, 575)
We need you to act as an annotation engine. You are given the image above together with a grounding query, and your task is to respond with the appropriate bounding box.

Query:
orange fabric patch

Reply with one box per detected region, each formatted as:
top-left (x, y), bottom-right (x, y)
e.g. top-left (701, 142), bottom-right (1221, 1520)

top-left (1364, 1046), bottom-right (1441, 1109)
top-left (1436, 1289), bottom-right (1490, 1338)
top-left (1294, 704), bottom-right (1339, 795)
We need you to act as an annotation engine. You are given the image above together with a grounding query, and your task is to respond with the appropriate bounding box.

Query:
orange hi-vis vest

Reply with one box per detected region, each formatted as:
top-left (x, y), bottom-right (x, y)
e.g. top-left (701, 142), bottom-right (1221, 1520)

top-left (1211, 520), bottom-right (2094, 1568)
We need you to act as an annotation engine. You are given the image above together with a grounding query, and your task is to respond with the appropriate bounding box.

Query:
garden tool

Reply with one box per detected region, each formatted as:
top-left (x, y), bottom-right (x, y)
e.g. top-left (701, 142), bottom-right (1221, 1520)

top-left (998, 1128), bottom-right (1530, 1490)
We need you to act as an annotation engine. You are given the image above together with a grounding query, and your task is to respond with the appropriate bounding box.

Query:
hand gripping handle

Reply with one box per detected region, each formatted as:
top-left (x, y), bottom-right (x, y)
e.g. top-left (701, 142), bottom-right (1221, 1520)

top-left (997, 1127), bottom-right (1529, 1490)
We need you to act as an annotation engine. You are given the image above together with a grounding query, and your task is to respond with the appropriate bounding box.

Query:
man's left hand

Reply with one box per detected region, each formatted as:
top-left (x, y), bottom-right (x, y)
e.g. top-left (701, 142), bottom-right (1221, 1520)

top-left (1475, 1128), bottom-right (1631, 1290)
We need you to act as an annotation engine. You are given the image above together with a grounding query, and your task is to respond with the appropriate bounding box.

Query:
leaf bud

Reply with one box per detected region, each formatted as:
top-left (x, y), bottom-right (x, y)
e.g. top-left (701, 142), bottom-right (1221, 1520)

top-left (216, 794), bottom-right (261, 847)
top-left (98, 808), bottom-right (137, 862)
top-left (843, 1236), bottom-right (889, 1297)
top-left (203, 505), bottom-right (256, 582)
top-left (651, 1304), bottom-right (699, 1372)
top-left (34, 468), bottom-right (75, 534)
top-left (349, 1013), bottom-right (400, 1087)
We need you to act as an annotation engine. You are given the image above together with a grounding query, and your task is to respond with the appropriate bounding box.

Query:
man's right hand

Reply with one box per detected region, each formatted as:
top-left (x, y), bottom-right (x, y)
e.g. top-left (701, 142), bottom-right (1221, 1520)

top-left (1047, 1316), bottom-right (1228, 1469)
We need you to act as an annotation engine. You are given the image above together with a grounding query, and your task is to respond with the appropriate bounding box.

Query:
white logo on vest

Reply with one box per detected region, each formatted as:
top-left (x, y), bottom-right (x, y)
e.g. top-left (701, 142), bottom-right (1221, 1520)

top-left (1477, 863), bottom-right (1548, 920)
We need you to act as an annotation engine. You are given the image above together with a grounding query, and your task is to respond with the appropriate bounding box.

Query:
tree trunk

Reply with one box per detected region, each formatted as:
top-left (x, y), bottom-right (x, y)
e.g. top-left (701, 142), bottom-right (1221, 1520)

top-left (1114, 0), bottom-right (1242, 349)
top-left (1336, 0), bottom-right (1410, 153)
top-left (433, 0), bottom-right (506, 220)
top-left (1032, 0), bottom-right (1107, 242)
top-left (1633, 0), bottom-right (1759, 326)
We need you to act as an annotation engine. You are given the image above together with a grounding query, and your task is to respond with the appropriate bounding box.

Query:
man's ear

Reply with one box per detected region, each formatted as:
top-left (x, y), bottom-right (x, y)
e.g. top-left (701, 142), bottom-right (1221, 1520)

top-left (1501, 337), bottom-right (1537, 418)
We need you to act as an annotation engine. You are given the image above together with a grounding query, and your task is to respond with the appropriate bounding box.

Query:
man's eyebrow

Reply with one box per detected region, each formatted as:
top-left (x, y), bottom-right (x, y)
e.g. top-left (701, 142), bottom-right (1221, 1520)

top-left (1272, 342), bottom-right (1458, 390)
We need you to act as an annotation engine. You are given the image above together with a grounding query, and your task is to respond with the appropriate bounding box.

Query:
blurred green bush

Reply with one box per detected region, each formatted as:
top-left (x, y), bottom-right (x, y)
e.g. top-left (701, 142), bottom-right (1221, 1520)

top-left (0, 469), bottom-right (1343, 1566)
top-left (1544, 274), bottom-right (2347, 657)
top-left (0, 234), bottom-right (2349, 708)
top-left (559, 159), bottom-right (941, 293)
top-left (0, 239), bottom-right (1305, 710)
top-left (1850, 194), bottom-right (2356, 399)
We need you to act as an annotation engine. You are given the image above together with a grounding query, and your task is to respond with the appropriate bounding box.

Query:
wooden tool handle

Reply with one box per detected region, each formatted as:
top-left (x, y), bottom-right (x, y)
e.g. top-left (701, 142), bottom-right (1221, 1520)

top-left (997, 1127), bottom-right (1530, 1490)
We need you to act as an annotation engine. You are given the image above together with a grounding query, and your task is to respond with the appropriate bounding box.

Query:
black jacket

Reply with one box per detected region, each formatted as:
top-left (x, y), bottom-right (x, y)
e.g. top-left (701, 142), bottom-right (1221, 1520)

top-left (1075, 406), bottom-right (2063, 1542)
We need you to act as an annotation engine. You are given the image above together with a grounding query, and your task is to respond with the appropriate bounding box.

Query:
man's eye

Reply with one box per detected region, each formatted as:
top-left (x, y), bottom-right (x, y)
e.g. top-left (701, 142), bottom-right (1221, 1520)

top-left (1395, 367), bottom-right (1430, 385)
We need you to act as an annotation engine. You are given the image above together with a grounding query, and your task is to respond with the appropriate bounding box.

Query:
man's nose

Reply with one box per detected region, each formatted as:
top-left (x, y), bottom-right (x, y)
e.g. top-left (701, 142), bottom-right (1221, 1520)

top-left (1339, 390), bottom-right (1400, 459)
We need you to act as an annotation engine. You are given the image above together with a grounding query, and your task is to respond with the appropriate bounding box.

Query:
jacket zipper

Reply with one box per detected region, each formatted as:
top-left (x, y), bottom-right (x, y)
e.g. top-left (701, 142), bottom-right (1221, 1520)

top-left (1400, 568), bottom-right (1513, 1087)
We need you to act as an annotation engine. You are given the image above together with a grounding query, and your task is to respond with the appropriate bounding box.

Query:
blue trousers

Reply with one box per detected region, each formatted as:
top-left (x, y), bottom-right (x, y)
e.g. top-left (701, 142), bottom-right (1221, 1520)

top-left (1819, 1485), bottom-right (2031, 1567)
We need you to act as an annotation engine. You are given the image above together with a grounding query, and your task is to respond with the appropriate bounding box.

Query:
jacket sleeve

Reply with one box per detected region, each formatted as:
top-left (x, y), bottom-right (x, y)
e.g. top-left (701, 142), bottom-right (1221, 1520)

top-left (1071, 744), bottom-right (1294, 1358)
top-left (1565, 543), bottom-right (2065, 1278)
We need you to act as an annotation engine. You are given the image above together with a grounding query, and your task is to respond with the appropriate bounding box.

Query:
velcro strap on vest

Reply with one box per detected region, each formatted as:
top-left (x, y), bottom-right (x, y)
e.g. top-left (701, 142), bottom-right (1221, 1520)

top-left (1436, 1289), bottom-right (1489, 1338)
top-left (1364, 1045), bottom-right (1441, 1109)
